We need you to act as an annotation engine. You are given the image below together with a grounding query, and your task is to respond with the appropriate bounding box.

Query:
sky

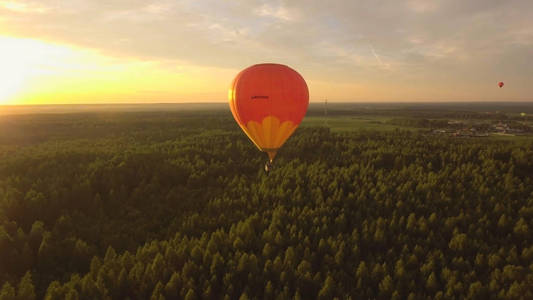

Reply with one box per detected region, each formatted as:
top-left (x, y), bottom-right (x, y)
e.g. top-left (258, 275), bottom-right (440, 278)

top-left (0, 0), bottom-right (532, 104)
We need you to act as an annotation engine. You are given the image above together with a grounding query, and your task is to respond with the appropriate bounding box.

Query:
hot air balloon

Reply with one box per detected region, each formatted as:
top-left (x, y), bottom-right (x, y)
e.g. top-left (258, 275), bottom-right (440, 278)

top-left (229, 63), bottom-right (309, 168)
top-left (498, 82), bottom-right (504, 88)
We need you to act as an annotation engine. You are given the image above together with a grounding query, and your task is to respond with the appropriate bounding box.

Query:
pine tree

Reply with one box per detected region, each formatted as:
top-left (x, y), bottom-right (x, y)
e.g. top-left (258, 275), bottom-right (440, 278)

top-left (238, 292), bottom-right (249, 300)
top-left (513, 218), bottom-right (529, 236)
top-left (379, 275), bottom-right (393, 297)
top-left (64, 289), bottom-right (79, 300)
top-left (150, 282), bottom-right (165, 300)
top-left (44, 281), bottom-right (63, 300)
top-left (260, 281), bottom-right (271, 299)
top-left (426, 272), bottom-right (438, 291)
top-left (356, 262), bottom-right (368, 280)
top-left (16, 272), bottom-right (36, 300)
top-left (0, 282), bottom-right (15, 300)
top-left (184, 289), bottom-right (196, 300)
top-left (318, 275), bottom-right (335, 299)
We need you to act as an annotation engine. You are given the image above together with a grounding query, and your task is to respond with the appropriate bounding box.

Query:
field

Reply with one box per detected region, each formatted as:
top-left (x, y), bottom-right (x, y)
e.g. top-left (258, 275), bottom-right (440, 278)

top-left (0, 102), bottom-right (532, 299)
top-left (302, 116), bottom-right (404, 132)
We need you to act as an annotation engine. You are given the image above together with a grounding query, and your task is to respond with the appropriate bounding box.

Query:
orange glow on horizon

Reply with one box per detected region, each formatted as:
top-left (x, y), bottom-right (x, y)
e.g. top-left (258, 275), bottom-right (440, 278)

top-left (0, 35), bottom-right (528, 105)
top-left (0, 35), bottom-right (239, 105)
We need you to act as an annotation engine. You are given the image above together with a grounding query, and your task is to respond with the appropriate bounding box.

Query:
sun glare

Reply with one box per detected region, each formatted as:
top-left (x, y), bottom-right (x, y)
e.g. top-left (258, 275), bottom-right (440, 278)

top-left (0, 35), bottom-right (237, 104)
top-left (0, 36), bottom-right (78, 104)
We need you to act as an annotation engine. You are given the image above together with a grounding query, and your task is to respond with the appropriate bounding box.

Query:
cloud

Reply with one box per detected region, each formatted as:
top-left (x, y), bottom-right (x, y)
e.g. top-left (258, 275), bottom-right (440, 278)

top-left (254, 3), bottom-right (296, 22)
top-left (407, 0), bottom-right (439, 13)
top-left (0, 0), bottom-right (532, 100)
top-left (0, 0), bottom-right (49, 13)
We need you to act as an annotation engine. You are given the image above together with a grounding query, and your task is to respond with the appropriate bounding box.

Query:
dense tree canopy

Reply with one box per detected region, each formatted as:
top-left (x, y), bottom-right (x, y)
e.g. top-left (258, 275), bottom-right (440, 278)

top-left (0, 111), bottom-right (532, 299)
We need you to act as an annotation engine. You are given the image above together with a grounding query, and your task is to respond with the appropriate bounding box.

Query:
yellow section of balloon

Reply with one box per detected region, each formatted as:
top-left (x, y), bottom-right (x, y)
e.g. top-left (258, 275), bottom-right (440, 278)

top-left (244, 116), bottom-right (297, 160)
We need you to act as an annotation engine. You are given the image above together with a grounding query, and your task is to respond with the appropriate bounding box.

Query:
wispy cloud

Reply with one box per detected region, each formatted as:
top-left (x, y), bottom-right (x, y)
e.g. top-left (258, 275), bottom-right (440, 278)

top-left (0, 0), bottom-right (49, 13)
top-left (370, 45), bottom-right (391, 70)
top-left (254, 3), bottom-right (295, 22)
top-left (407, 0), bottom-right (439, 13)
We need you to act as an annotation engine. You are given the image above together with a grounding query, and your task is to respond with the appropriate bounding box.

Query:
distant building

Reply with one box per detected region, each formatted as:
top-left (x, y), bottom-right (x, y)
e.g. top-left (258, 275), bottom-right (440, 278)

top-left (448, 120), bottom-right (463, 125)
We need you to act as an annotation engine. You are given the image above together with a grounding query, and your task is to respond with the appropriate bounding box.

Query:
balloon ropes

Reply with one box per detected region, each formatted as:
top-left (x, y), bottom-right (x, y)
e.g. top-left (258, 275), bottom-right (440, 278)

top-left (229, 63), bottom-right (309, 170)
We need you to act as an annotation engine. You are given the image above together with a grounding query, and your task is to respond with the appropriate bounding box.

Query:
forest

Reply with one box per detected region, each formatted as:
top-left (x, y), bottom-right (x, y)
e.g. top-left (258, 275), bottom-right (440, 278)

top-left (0, 104), bottom-right (532, 299)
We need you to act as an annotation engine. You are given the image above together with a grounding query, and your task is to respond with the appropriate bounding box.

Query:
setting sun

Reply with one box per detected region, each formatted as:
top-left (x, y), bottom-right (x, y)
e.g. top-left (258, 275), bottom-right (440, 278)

top-left (0, 36), bottom-right (80, 103)
top-left (0, 35), bottom-right (237, 105)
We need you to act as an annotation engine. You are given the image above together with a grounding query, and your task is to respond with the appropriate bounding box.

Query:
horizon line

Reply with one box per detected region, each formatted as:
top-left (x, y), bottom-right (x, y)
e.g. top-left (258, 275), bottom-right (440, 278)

top-left (2, 100), bottom-right (533, 107)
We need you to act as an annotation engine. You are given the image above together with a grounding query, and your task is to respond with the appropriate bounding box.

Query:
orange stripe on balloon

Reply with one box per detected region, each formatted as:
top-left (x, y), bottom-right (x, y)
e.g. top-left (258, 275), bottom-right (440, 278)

top-left (245, 115), bottom-right (297, 151)
top-left (240, 123), bottom-right (262, 150)
top-left (263, 116), bottom-right (274, 148)
top-left (247, 121), bottom-right (265, 148)
top-left (274, 121), bottom-right (296, 148)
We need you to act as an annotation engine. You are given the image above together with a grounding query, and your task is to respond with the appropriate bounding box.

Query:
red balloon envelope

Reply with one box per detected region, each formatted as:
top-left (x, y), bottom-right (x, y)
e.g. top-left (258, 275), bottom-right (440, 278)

top-left (498, 82), bottom-right (504, 88)
top-left (229, 63), bottom-right (309, 162)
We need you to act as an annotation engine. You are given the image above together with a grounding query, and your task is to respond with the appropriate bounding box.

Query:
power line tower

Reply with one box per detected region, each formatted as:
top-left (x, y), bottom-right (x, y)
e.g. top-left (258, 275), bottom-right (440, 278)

top-left (324, 98), bottom-right (329, 127)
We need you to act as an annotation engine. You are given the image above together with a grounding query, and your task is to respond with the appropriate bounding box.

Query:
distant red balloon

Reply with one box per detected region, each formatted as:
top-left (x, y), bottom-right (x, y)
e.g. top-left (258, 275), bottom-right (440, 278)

top-left (498, 82), bottom-right (504, 88)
